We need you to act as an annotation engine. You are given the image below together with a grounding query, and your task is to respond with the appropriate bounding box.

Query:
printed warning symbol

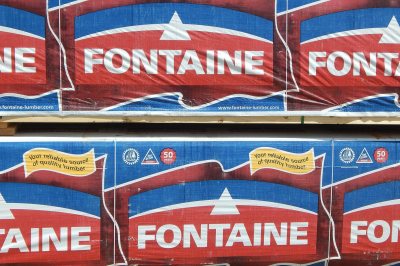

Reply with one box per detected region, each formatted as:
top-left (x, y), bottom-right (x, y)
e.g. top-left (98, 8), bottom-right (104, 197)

top-left (142, 149), bottom-right (159, 165)
top-left (356, 148), bottom-right (373, 164)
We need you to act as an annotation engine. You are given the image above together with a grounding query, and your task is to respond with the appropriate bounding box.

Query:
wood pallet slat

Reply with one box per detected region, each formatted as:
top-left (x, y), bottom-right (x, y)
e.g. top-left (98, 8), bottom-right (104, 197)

top-left (0, 123), bottom-right (17, 136)
top-left (1, 116), bottom-right (400, 125)
top-left (1, 116), bottom-right (400, 124)
top-left (0, 122), bottom-right (10, 129)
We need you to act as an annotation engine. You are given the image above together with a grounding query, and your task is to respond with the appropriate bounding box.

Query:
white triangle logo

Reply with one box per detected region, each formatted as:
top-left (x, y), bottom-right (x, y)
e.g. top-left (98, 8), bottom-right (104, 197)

top-left (0, 193), bottom-right (15, 220)
top-left (210, 188), bottom-right (240, 215)
top-left (379, 16), bottom-right (400, 44)
top-left (160, 11), bottom-right (191, 41)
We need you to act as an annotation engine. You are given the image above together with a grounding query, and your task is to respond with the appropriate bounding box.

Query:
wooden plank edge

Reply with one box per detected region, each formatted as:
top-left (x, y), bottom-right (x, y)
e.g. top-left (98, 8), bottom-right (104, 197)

top-left (0, 116), bottom-right (300, 124)
top-left (304, 117), bottom-right (400, 125)
top-left (0, 122), bottom-right (10, 129)
top-left (1, 116), bottom-right (400, 124)
top-left (0, 124), bottom-right (17, 136)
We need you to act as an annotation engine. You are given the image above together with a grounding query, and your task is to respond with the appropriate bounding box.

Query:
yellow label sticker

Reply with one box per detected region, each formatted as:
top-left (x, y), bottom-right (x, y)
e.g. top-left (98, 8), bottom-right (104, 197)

top-left (249, 148), bottom-right (315, 175)
top-left (23, 148), bottom-right (96, 178)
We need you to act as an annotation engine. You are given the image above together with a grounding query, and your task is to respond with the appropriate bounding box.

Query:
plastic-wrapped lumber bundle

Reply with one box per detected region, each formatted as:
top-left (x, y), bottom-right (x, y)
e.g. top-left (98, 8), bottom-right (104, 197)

top-left (0, 133), bottom-right (400, 265)
top-left (0, 0), bottom-right (399, 116)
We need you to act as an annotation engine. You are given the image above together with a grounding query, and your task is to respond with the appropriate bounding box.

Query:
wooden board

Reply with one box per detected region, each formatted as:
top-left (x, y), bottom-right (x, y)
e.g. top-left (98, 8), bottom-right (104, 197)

top-left (0, 123), bottom-right (17, 136)
top-left (1, 116), bottom-right (400, 125)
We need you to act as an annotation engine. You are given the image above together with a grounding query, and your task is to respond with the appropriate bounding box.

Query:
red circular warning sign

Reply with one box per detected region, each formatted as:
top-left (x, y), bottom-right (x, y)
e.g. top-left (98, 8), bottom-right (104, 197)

top-left (374, 148), bottom-right (388, 163)
top-left (160, 148), bottom-right (176, 165)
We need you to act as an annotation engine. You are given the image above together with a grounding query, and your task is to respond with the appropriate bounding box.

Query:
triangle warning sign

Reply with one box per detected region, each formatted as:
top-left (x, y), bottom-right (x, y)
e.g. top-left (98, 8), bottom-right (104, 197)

top-left (356, 148), bottom-right (373, 164)
top-left (141, 149), bottom-right (159, 165)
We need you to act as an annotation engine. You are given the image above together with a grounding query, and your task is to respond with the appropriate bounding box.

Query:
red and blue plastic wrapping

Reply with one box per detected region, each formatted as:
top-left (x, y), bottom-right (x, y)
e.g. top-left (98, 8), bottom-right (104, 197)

top-left (0, 136), bottom-right (400, 265)
top-left (0, 0), bottom-right (399, 115)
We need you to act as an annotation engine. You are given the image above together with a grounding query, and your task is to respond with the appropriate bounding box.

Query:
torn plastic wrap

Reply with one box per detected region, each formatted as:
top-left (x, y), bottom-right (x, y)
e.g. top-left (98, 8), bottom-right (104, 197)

top-left (0, 0), bottom-right (399, 115)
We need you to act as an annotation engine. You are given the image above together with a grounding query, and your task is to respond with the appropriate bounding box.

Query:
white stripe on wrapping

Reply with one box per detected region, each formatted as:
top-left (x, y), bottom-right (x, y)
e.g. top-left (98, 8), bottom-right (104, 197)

top-left (48, 0), bottom-right (88, 12)
top-left (277, 0), bottom-right (331, 16)
top-left (5, 203), bottom-right (99, 219)
top-left (0, 25), bottom-right (45, 40)
top-left (76, 24), bottom-right (272, 43)
top-left (302, 28), bottom-right (384, 44)
top-left (344, 199), bottom-right (400, 215)
top-left (130, 199), bottom-right (317, 219)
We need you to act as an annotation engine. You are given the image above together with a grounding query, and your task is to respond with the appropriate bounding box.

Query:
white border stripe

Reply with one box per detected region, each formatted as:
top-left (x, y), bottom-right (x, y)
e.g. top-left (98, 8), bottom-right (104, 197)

top-left (277, 0), bottom-right (330, 16)
top-left (129, 199), bottom-right (317, 219)
top-left (6, 109), bottom-right (400, 117)
top-left (108, 160), bottom-right (249, 191)
top-left (0, 25), bottom-right (45, 40)
top-left (322, 162), bottom-right (400, 189)
top-left (0, 163), bottom-right (24, 175)
top-left (382, 262), bottom-right (400, 266)
top-left (323, 93), bottom-right (400, 112)
top-left (344, 199), bottom-right (400, 215)
top-left (48, 0), bottom-right (88, 11)
top-left (109, 154), bottom-right (325, 192)
top-left (6, 203), bottom-right (99, 219)
top-left (301, 28), bottom-right (383, 44)
top-left (0, 90), bottom-right (61, 112)
top-left (101, 92), bottom-right (283, 112)
top-left (100, 154), bottom-right (128, 265)
top-left (76, 23), bottom-right (272, 43)
top-left (0, 89), bottom-right (61, 100)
